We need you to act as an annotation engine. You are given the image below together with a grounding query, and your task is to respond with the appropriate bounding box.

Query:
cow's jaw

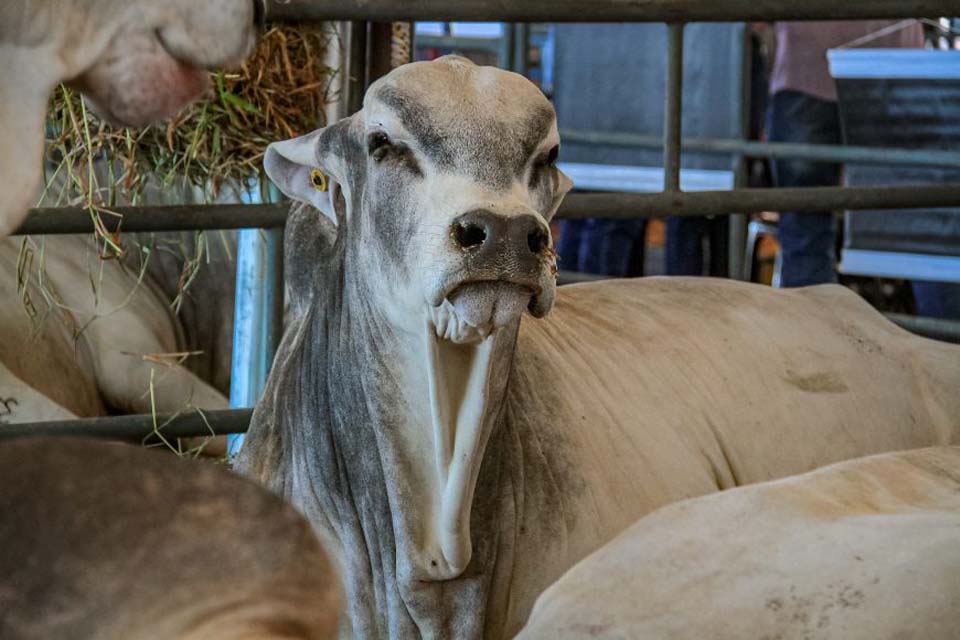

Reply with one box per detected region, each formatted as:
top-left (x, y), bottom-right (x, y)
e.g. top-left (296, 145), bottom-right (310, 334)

top-left (429, 282), bottom-right (533, 344)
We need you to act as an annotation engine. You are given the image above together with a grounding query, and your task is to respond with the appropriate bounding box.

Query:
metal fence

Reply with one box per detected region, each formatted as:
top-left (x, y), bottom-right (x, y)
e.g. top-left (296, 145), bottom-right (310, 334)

top-left (6, 0), bottom-right (960, 442)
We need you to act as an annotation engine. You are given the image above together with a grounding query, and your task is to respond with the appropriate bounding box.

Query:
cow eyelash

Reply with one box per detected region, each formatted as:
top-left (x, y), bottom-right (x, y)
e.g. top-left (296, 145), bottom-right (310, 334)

top-left (546, 145), bottom-right (559, 167)
top-left (535, 145), bottom-right (560, 169)
top-left (368, 132), bottom-right (392, 161)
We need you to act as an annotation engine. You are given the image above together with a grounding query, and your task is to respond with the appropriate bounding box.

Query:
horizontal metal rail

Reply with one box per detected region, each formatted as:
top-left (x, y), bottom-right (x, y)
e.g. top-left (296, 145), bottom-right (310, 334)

top-left (560, 185), bottom-right (960, 218)
top-left (561, 129), bottom-right (960, 169)
top-left (0, 409), bottom-right (253, 443)
top-left (262, 0), bottom-right (959, 23)
top-left (15, 204), bottom-right (288, 236)
top-left (17, 184), bottom-right (960, 234)
top-left (887, 313), bottom-right (960, 344)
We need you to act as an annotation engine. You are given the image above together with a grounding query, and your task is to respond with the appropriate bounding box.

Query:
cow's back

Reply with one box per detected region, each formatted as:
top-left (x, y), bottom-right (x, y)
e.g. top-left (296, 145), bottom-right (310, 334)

top-left (518, 446), bottom-right (960, 639)
top-left (518, 277), bottom-right (959, 488)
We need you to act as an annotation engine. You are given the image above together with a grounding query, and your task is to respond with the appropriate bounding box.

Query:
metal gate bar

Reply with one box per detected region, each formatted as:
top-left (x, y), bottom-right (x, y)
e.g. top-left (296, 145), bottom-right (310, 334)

top-left (663, 23), bottom-right (684, 192)
top-left (561, 130), bottom-right (960, 169)
top-left (8, 3), bottom-right (960, 442)
top-left (16, 204), bottom-right (288, 235)
top-left (20, 184), bottom-right (960, 235)
top-left (261, 0), bottom-right (960, 23)
top-left (0, 409), bottom-right (253, 442)
top-left (560, 185), bottom-right (960, 218)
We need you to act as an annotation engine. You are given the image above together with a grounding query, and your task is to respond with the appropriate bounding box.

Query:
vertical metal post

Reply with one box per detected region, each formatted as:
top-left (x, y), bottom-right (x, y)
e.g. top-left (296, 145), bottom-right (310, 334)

top-left (499, 23), bottom-right (516, 69)
top-left (227, 185), bottom-right (284, 458)
top-left (729, 23), bottom-right (750, 280)
top-left (663, 23), bottom-right (685, 193)
top-left (343, 21), bottom-right (368, 117)
top-left (512, 23), bottom-right (530, 76)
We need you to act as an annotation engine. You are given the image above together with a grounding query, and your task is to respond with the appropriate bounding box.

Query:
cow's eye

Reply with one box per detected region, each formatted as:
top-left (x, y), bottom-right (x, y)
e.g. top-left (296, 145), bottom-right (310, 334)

top-left (368, 132), bottom-right (392, 161)
top-left (546, 145), bottom-right (559, 167)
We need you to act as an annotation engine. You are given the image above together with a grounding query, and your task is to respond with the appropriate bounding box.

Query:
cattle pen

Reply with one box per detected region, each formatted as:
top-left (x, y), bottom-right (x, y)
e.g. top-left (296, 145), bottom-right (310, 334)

top-left (4, 0), bottom-right (960, 444)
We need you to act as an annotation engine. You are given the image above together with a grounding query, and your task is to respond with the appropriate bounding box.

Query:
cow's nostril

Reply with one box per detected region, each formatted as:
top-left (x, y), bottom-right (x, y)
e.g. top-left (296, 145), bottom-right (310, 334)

top-left (454, 222), bottom-right (487, 249)
top-left (527, 228), bottom-right (549, 254)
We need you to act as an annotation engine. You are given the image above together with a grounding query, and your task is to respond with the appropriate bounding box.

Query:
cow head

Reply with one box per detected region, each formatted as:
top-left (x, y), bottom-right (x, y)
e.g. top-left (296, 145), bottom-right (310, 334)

top-left (0, 0), bottom-right (256, 236)
top-left (263, 57), bottom-right (572, 584)
top-left (267, 56), bottom-right (570, 343)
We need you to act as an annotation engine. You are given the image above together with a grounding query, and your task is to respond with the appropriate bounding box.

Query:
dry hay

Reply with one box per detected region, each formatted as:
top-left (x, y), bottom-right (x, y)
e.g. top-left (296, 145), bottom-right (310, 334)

top-left (18, 25), bottom-right (337, 455)
top-left (41, 23), bottom-right (337, 255)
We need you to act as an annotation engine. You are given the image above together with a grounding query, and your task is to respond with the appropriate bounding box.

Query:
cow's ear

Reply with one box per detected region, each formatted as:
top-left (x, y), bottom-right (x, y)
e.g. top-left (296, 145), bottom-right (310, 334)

top-left (264, 126), bottom-right (345, 225)
top-left (544, 168), bottom-right (573, 221)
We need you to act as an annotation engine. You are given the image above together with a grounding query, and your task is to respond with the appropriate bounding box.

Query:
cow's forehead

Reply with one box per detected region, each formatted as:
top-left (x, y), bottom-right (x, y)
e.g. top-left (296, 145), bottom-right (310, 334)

top-left (364, 58), bottom-right (558, 188)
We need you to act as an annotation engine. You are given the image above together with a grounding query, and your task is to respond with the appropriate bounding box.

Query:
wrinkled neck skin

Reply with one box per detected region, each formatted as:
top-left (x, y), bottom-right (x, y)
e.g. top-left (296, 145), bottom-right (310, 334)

top-left (241, 216), bottom-right (523, 638)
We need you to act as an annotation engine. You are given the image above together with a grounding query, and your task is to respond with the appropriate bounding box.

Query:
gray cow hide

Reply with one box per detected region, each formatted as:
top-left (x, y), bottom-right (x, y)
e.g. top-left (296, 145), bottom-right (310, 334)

top-left (238, 57), bottom-right (960, 639)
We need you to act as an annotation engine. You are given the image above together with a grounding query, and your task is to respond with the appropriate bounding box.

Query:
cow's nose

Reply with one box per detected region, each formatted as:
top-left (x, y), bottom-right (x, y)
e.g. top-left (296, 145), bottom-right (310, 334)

top-left (451, 210), bottom-right (550, 257)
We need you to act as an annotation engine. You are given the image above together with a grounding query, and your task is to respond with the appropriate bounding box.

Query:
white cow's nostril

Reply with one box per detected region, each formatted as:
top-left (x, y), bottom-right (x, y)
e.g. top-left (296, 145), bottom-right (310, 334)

top-left (527, 227), bottom-right (549, 254)
top-left (453, 222), bottom-right (487, 249)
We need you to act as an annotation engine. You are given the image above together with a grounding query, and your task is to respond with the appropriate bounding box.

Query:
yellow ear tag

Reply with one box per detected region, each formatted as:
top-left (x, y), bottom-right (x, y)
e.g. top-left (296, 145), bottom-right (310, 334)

top-left (310, 169), bottom-right (328, 192)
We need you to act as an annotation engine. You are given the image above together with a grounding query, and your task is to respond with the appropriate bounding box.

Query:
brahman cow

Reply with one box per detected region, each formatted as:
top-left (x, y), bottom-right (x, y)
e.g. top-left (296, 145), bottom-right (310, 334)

top-left (0, 437), bottom-right (341, 639)
top-left (519, 446), bottom-right (960, 640)
top-left (238, 56), bottom-right (960, 639)
top-left (0, 0), bottom-right (256, 237)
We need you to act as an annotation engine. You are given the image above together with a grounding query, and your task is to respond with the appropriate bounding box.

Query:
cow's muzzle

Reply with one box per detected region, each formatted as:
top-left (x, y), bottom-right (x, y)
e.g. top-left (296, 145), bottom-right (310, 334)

top-left (427, 209), bottom-right (557, 343)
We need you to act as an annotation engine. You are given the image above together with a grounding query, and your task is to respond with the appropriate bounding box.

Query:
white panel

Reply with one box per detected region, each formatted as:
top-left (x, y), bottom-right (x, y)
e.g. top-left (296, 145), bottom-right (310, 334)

top-left (828, 49), bottom-right (960, 80)
top-left (840, 249), bottom-right (960, 283)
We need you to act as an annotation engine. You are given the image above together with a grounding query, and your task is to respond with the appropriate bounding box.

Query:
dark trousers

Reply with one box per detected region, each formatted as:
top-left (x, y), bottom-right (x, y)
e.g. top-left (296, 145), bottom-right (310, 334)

top-left (766, 90), bottom-right (841, 287)
top-left (665, 216), bottom-right (729, 276)
top-left (557, 218), bottom-right (647, 277)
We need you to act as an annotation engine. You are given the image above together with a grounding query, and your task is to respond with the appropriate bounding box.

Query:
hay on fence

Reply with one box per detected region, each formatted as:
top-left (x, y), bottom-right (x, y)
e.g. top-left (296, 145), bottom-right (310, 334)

top-left (42, 23), bottom-right (337, 254)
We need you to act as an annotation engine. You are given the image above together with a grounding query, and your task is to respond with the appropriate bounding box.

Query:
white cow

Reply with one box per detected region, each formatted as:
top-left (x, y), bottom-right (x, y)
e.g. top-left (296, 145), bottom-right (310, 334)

top-left (519, 446), bottom-right (960, 640)
top-left (238, 57), bottom-right (960, 638)
top-left (0, 0), bottom-right (256, 237)
top-left (0, 436), bottom-right (341, 639)
top-left (0, 232), bottom-right (232, 425)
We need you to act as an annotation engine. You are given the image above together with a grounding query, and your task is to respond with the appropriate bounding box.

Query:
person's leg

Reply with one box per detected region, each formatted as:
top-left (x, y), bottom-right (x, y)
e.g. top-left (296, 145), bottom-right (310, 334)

top-left (666, 216), bottom-right (705, 276)
top-left (767, 90), bottom-right (843, 287)
top-left (556, 219), bottom-right (584, 272)
top-left (580, 218), bottom-right (648, 277)
top-left (912, 281), bottom-right (960, 319)
top-left (707, 215), bottom-right (730, 277)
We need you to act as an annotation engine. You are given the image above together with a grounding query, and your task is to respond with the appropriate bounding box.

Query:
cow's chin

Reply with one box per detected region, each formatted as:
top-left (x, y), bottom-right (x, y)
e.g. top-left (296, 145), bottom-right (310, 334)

top-left (429, 282), bottom-right (533, 345)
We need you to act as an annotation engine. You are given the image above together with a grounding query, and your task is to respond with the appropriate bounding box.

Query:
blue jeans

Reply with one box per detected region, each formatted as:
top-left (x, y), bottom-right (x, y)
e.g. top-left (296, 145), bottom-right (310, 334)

top-left (665, 216), bottom-right (728, 276)
top-left (912, 281), bottom-right (960, 319)
top-left (767, 90), bottom-right (841, 287)
top-left (558, 218), bottom-right (647, 277)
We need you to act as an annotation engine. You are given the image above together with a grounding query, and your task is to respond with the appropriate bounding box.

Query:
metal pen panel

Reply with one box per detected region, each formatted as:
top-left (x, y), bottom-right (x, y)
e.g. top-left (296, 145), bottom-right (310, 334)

top-left (15, 204), bottom-right (288, 236)
top-left (262, 0), bottom-right (960, 23)
top-left (559, 185), bottom-right (960, 218)
top-left (560, 130), bottom-right (960, 169)
top-left (0, 409), bottom-right (253, 443)
top-left (663, 23), bottom-right (684, 193)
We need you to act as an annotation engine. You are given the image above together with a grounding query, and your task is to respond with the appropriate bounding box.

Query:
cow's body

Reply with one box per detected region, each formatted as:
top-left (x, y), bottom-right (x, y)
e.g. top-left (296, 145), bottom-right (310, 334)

top-left (239, 57), bottom-right (960, 638)
top-left (0, 437), bottom-right (341, 639)
top-left (0, 232), bottom-right (232, 428)
top-left (519, 446), bottom-right (960, 640)
top-left (244, 271), bottom-right (960, 638)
